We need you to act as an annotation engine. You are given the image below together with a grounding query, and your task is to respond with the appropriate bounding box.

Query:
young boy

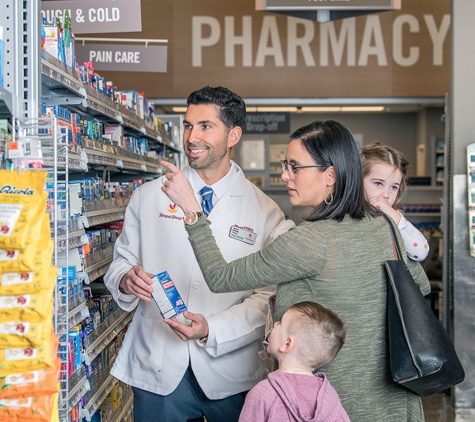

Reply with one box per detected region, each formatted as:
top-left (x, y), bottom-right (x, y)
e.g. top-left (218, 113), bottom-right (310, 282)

top-left (239, 301), bottom-right (350, 422)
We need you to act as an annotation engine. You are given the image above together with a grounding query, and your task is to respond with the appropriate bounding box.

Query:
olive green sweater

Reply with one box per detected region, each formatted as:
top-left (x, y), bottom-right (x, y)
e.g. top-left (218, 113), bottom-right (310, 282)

top-left (186, 214), bottom-right (430, 421)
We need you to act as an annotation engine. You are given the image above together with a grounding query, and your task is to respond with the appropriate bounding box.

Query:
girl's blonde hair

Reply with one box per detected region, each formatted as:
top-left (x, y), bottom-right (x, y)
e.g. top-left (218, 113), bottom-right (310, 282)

top-left (360, 142), bottom-right (409, 210)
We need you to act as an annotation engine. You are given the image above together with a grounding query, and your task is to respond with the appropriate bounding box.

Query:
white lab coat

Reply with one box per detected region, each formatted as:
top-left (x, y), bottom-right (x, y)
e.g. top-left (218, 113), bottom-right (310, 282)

top-left (104, 163), bottom-right (285, 399)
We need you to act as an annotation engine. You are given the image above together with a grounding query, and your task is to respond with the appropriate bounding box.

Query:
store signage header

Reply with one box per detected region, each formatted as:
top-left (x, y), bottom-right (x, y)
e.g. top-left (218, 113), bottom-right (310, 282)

top-left (41, 0), bottom-right (142, 34)
top-left (75, 44), bottom-right (167, 72)
top-left (244, 113), bottom-right (291, 134)
top-left (256, 0), bottom-right (400, 10)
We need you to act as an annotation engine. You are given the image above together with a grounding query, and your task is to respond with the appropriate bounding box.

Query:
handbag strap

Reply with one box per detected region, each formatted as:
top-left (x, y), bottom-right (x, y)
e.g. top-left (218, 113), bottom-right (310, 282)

top-left (381, 213), bottom-right (404, 261)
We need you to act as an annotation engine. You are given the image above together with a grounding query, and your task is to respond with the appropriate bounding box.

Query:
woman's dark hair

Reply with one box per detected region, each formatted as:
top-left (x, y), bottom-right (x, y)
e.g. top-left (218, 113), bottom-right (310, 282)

top-left (290, 120), bottom-right (377, 221)
top-left (187, 86), bottom-right (246, 130)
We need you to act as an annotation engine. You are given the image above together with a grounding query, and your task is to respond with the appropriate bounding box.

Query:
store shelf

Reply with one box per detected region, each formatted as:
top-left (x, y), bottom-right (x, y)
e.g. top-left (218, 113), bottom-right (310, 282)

top-left (41, 52), bottom-right (175, 150)
top-left (120, 104), bottom-right (146, 136)
top-left (68, 375), bottom-right (90, 412)
top-left (84, 198), bottom-right (130, 212)
top-left (85, 256), bottom-right (114, 275)
top-left (84, 211), bottom-right (125, 227)
top-left (41, 53), bottom-right (87, 106)
top-left (68, 366), bottom-right (88, 398)
top-left (85, 207), bottom-right (127, 218)
top-left (68, 301), bottom-right (90, 329)
top-left (404, 212), bottom-right (442, 217)
top-left (84, 85), bottom-right (122, 123)
top-left (111, 392), bottom-right (134, 422)
top-left (83, 311), bottom-right (133, 363)
top-left (57, 229), bottom-right (88, 252)
top-left (83, 244), bottom-right (114, 268)
top-left (81, 372), bottom-right (117, 421)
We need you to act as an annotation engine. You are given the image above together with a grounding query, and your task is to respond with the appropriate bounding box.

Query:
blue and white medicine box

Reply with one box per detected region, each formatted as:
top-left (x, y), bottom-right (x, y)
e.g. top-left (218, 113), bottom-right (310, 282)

top-left (151, 271), bottom-right (187, 319)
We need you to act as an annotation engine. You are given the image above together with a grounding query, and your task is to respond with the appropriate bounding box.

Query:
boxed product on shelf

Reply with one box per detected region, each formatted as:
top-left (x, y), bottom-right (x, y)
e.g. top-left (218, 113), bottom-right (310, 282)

top-left (119, 90), bottom-right (137, 113)
top-left (104, 124), bottom-right (123, 146)
top-left (137, 91), bottom-right (146, 119)
top-left (43, 24), bottom-right (60, 59)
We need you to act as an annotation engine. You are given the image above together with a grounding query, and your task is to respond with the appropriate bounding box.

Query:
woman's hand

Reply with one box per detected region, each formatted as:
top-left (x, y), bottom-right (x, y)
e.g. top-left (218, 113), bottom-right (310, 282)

top-left (161, 161), bottom-right (201, 212)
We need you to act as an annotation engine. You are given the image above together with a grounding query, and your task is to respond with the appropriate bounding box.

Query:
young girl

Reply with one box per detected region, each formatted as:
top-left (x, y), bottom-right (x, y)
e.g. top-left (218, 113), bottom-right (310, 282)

top-left (361, 142), bottom-right (430, 261)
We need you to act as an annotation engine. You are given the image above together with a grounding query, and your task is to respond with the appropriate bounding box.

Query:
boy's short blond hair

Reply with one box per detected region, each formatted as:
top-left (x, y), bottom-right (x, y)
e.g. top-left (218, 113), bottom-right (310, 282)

top-left (287, 301), bottom-right (347, 370)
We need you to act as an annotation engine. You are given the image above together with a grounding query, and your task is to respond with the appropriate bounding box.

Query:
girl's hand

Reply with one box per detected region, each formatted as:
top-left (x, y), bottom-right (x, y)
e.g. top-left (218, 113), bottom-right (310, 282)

top-left (161, 161), bottom-right (201, 212)
top-left (369, 196), bottom-right (401, 224)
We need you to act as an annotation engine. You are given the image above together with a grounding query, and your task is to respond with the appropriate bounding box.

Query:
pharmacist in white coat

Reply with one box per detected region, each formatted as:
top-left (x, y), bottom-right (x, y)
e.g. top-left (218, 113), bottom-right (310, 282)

top-left (104, 86), bottom-right (284, 422)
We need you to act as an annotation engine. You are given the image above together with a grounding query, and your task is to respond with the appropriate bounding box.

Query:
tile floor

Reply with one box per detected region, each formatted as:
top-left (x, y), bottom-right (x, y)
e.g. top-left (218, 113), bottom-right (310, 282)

top-left (422, 393), bottom-right (455, 422)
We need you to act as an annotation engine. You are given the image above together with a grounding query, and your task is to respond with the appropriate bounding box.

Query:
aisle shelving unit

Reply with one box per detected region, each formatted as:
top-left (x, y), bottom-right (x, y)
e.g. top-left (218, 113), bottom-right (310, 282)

top-left (39, 40), bottom-right (180, 422)
top-left (2, 2), bottom-right (180, 421)
top-left (40, 59), bottom-right (175, 422)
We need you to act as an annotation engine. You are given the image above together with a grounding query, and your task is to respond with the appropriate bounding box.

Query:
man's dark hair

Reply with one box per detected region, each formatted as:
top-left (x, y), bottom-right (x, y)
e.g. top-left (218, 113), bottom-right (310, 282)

top-left (187, 86), bottom-right (246, 129)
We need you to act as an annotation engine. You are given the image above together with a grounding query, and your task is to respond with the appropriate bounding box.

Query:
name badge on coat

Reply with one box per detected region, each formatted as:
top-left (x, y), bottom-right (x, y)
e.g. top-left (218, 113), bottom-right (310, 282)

top-left (229, 225), bottom-right (257, 245)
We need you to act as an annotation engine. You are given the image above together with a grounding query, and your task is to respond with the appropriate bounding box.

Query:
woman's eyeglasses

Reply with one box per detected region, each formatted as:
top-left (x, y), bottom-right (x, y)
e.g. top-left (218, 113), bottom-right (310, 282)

top-left (280, 160), bottom-right (324, 180)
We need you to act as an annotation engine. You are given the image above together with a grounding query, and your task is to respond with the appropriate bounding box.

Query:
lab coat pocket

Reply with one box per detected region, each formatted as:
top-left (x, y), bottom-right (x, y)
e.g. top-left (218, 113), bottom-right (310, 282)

top-left (129, 310), bottom-right (166, 374)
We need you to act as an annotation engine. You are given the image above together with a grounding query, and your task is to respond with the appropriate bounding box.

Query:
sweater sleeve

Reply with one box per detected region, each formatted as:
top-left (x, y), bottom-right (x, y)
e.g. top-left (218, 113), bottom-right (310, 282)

top-left (392, 217), bottom-right (431, 297)
top-left (397, 212), bottom-right (430, 261)
top-left (185, 218), bottom-right (323, 293)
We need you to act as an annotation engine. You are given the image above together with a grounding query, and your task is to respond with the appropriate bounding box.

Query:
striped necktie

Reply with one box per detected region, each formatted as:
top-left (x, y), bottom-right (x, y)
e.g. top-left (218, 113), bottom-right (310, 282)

top-left (199, 186), bottom-right (214, 217)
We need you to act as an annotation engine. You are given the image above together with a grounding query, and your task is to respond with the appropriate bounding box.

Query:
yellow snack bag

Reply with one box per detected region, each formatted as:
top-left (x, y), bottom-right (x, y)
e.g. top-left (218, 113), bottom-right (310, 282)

top-left (0, 255), bottom-right (56, 296)
top-left (0, 332), bottom-right (57, 377)
top-left (0, 213), bottom-right (52, 274)
top-left (0, 283), bottom-right (54, 323)
top-left (0, 171), bottom-right (47, 193)
top-left (0, 315), bottom-right (53, 348)
top-left (0, 170), bottom-right (48, 251)
top-left (0, 192), bottom-right (48, 251)
top-left (0, 391), bottom-right (57, 422)
top-left (0, 358), bottom-right (61, 399)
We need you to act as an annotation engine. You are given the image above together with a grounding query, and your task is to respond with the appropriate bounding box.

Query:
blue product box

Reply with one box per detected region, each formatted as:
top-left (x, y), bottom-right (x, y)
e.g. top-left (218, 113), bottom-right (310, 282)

top-left (151, 271), bottom-right (187, 319)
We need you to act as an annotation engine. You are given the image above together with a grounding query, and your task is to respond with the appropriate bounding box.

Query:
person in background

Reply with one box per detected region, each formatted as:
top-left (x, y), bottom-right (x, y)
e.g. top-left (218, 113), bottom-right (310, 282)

top-left (360, 142), bottom-right (430, 261)
top-left (239, 301), bottom-right (350, 422)
top-left (104, 86), bottom-right (284, 422)
top-left (161, 120), bottom-right (430, 421)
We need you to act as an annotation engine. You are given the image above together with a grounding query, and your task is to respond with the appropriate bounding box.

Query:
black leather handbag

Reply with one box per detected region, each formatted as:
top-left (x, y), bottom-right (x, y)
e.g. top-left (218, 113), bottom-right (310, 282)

top-left (383, 214), bottom-right (465, 396)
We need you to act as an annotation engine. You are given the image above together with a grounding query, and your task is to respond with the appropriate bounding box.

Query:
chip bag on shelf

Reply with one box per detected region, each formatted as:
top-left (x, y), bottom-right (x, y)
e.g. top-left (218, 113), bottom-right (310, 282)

top-left (0, 332), bottom-right (58, 376)
top-left (0, 214), bottom-right (52, 275)
top-left (0, 252), bottom-right (56, 295)
top-left (0, 282), bottom-right (54, 322)
top-left (0, 390), bottom-right (57, 422)
top-left (0, 170), bottom-right (48, 251)
top-left (0, 192), bottom-right (48, 251)
top-left (0, 315), bottom-right (53, 348)
top-left (0, 358), bottom-right (61, 399)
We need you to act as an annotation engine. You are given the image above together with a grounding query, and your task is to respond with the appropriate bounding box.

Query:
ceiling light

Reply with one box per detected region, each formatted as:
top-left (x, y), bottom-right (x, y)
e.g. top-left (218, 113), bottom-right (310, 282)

top-left (247, 107), bottom-right (298, 113)
top-left (300, 107), bottom-right (342, 113)
top-left (172, 107), bottom-right (187, 113)
top-left (340, 106), bottom-right (385, 112)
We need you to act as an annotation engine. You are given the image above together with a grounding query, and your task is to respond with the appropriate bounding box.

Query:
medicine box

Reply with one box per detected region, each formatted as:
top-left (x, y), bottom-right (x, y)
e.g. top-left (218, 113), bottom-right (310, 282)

top-left (151, 271), bottom-right (187, 319)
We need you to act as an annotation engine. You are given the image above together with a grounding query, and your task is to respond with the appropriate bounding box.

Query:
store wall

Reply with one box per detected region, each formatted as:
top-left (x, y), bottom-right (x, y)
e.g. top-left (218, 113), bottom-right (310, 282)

top-left (51, 0), bottom-right (450, 99)
top-left (246, 108), bottom-right (445, 216)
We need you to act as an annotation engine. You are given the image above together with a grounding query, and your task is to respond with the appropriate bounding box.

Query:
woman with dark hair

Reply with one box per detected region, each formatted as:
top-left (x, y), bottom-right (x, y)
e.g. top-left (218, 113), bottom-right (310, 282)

top-left (161, 120), bottom-right (429, 421)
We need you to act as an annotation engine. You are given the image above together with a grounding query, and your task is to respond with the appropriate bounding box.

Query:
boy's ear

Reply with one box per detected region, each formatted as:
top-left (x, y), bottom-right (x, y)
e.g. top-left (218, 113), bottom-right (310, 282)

top-left (279, 336), bottom-right (295, 353)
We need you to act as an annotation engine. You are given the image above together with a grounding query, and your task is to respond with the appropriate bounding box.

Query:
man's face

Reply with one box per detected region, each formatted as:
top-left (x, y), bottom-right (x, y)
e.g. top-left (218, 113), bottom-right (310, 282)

top-left (183, 104), bottom-right (231, 171)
